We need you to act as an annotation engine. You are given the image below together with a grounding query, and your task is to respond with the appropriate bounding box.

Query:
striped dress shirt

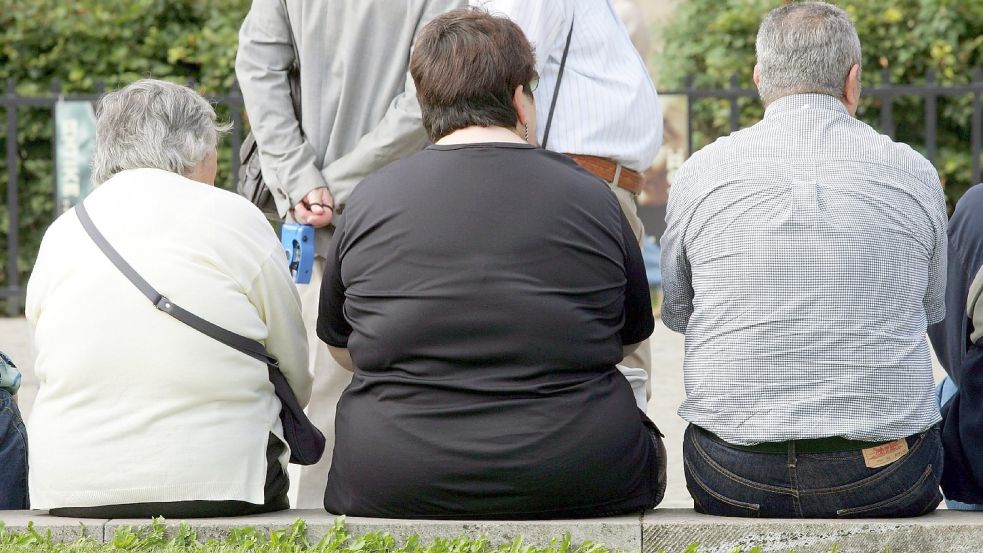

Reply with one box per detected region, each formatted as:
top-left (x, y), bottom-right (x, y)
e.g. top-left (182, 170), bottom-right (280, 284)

top-left (661, 94), bottom-right (948, 445)
top-left (473, 0), bottom-right (662, 171)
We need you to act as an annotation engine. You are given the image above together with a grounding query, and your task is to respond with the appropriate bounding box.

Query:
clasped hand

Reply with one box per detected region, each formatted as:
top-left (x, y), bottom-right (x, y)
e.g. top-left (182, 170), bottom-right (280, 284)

top-left (293, 187), bottom-right (334, 228)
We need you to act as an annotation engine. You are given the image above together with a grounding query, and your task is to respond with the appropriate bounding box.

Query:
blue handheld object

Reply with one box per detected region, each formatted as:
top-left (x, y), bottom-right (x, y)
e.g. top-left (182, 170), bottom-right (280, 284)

top-left (281, 223), bottom-right (315, 284)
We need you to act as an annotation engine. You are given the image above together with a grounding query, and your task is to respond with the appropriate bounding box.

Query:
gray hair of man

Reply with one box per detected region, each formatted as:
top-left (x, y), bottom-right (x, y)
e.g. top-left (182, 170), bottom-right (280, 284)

top-left (91, 79), bottom-right (231, 185)
top-left (754, 2), bottom-right (862, 108)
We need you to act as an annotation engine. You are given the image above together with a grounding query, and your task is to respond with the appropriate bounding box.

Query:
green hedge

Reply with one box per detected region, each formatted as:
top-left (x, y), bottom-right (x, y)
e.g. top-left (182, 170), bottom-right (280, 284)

top-left (657, 0), bottom-right (983, 210)
top-left (0, 0), bottom-right (250, 312)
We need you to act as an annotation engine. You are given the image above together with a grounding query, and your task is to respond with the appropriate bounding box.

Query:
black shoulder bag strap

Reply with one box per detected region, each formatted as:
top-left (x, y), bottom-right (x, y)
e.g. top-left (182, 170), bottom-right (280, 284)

top-left (540, 15), bottom-right (574, 150)
top-left (74, 200), bottom-right (325, 465)
top-left (75, 202), bottom-right (277, 367)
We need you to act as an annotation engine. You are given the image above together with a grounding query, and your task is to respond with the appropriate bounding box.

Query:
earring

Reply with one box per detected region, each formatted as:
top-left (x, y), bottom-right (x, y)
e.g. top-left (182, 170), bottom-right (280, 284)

top-left (523, 123), bottom-right (529, 142)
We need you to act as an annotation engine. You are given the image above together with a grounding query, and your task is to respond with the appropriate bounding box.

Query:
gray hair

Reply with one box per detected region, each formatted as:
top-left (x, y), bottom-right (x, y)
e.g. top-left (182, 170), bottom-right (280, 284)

top-left (91, 79), bottom-right (230, 185)
top-left (755, 2), bottom-right (862, 105)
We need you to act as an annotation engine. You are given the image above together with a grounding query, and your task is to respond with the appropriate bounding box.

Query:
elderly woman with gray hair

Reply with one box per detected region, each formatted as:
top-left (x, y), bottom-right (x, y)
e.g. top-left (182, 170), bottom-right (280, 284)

top-left (25, 79), bottom-right (310, 518)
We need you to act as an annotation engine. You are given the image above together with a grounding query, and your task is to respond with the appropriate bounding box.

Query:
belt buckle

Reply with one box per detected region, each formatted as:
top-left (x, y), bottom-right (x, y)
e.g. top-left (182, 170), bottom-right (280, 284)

top-left (612, 163), bottom-right (623, 187)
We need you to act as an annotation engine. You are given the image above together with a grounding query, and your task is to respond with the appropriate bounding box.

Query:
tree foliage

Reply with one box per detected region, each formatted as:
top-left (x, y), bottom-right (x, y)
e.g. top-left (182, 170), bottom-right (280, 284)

top-left (0, 0), bottom-right (250, 310)
top-left (657, 0), bottom-right (983, 209)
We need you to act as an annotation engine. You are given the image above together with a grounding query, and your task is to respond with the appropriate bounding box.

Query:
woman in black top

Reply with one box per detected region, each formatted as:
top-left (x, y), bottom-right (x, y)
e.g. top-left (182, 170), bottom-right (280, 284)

top-left (317, 7), bottom-right (664, 519)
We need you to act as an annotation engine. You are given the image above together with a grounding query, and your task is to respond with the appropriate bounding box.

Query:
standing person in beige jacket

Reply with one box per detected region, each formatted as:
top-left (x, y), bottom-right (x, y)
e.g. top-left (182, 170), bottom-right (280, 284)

top-left (235, 0), bottom-right (465, 507)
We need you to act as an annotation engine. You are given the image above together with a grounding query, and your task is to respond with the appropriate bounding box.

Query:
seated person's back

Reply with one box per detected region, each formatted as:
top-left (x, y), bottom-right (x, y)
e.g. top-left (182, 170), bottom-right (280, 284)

top-left (318, 8), bottom-right (662, 519)
top-left (661, 2), bottom-right (947, 519)
top-left (667, 95), bottom-right (943, 444)
top-left (26, 80), bottom-right (310, 518)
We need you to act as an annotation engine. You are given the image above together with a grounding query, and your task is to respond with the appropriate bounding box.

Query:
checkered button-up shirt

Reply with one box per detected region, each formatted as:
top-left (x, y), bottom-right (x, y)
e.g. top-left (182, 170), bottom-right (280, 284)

top-left (661, 93), bottom-right (947, 445)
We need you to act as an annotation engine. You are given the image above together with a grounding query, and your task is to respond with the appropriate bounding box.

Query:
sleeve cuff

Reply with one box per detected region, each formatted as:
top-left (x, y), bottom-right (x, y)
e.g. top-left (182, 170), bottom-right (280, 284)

top-left (316, 326), bottom-right (350, 349)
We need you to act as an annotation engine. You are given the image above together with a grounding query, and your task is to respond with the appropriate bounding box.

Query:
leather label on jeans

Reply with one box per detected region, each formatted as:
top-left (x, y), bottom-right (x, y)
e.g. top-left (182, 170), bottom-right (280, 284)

top-left (862, 439), bottom-right (909, 468)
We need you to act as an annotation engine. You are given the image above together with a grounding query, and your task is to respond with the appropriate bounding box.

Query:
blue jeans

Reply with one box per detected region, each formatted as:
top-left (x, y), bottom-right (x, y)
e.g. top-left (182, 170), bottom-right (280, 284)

top-left (0, 390), bottom-right (28, 508)
top-left (683, 424), bottom-right (942, 518)
top-left (937, 376), bottom-right (983, 510)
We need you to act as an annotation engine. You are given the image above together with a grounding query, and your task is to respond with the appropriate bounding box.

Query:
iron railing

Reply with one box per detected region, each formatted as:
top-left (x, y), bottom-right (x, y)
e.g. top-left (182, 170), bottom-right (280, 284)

top-left (1, 79), bottom-right (245, 315)
top-left (662, 68), bottom-right (983, 182)
top-left (3, 69), bottom-right (983, 314)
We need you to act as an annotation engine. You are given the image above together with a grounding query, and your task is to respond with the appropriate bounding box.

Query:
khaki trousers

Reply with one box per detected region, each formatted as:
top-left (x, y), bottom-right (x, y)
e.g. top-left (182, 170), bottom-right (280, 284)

top-left (610, 184), bottom-right (652, 400)
top-left (292, 258), bottom-right (353, 509)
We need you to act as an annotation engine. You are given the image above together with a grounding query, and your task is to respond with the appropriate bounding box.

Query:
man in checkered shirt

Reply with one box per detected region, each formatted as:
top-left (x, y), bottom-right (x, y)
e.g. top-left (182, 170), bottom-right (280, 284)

top-left (661, 1), bottom-right (948, 518)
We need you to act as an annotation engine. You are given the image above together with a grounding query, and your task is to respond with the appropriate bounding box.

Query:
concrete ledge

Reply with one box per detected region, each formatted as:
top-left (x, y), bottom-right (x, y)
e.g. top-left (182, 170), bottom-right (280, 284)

top-left (343, 514), bottom-right (642, 551)
top-left (4, 509), bottom-right (983, 551)
top-left (643, 509), bottom-right (983, 553)
top-left (104, 510), bottom-right (326, 544)
top-left (0, 511), bottom-right (106, 542)
top-left (103, 511), bottom-right (641, 551)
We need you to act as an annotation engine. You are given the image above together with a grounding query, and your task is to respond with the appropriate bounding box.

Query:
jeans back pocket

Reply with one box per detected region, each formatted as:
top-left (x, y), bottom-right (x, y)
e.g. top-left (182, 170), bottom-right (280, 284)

top-left (835, 465), bottom-right (942, 518)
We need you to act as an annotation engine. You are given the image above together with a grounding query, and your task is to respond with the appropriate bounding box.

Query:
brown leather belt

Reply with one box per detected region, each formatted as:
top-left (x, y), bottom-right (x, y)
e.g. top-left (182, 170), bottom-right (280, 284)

top-left (565, 154), bottom-right (644, 195)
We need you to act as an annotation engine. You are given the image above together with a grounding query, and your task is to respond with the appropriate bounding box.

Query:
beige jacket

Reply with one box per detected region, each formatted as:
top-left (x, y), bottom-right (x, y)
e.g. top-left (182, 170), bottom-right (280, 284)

top-left (235, 0), bottom-right (465, 250)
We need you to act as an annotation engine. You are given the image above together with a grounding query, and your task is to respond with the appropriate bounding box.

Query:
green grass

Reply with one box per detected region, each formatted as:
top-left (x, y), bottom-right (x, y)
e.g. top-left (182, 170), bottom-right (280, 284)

top-left (0, 517), bottom-right (614, 553)
top-left (0, 517), bottom-right (888, 553)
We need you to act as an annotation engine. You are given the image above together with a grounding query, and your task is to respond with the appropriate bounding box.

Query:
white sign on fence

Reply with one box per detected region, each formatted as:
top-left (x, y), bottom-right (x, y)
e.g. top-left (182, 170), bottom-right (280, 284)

top-left (55, 100), bottom-right (97, 215)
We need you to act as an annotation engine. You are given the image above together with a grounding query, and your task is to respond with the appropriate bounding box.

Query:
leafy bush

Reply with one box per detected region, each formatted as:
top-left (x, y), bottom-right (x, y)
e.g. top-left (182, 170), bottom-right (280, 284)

top-left (0, 0), bottom-right (250, 312)
top-left (657, 0), bottom-right (983, 210)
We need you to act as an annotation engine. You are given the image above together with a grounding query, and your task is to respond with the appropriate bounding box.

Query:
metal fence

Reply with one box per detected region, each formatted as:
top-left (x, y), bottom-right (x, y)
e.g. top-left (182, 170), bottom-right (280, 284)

top-left (2, 69), bottom-right (983, 315)
top-left (662, 67), bottom-right (983, 182)
top-left (0, 79), bottom-right (245, 315)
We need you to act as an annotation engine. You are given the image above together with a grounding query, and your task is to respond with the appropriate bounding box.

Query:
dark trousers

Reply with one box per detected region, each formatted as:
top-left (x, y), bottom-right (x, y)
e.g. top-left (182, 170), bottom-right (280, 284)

top-left (0, 390), bottom-right (28, 509)
top-left (683, 424), bottom-right (943, 518)
top-left (50, 434), bottom-right (289, 518)
top-left (644, 416), bottom-right (668, 509)
top-left (598, 413), bottom-right (667, 516)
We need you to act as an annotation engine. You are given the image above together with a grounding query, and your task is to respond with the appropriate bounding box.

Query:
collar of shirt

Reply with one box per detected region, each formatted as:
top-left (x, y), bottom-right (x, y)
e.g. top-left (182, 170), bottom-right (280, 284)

top-left (764, 93), bottom-right (849, 119)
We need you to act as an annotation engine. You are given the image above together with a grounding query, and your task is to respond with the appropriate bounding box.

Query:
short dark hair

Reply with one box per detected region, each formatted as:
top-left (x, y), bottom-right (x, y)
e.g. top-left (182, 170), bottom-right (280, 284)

top-left (411, 8), bottom-right (536, 142)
